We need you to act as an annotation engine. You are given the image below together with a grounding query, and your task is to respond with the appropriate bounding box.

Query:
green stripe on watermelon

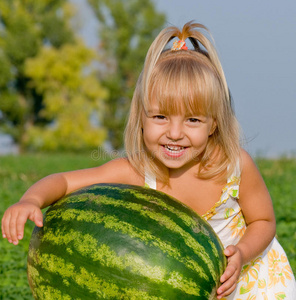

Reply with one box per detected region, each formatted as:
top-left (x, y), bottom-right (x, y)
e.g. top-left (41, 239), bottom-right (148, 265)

top-left (56, 185), bottom-right (205, 232)
top-left (29, 245), bottom-right (201, 297)
top-left (42, 209), bottom-right (209, 280)
top-left (44, 199), bottom-right (215, 282)
top-left (28, 244), bottom-right (203, 299)
top-left (41, 208), bottom-right (213, 296)
top-left (28, 183), bottom-right (226, 299)
top-left (40, 227), bottom-right (203, 292)
top-left (29, 249), bottom-right (163, 299)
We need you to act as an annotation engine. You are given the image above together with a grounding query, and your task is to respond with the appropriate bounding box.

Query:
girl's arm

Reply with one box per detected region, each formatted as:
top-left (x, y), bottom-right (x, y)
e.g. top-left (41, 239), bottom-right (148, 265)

top-left (217, 150), bottom-right (276, 298)
top-left (1, 158), bottom-right (142, 245)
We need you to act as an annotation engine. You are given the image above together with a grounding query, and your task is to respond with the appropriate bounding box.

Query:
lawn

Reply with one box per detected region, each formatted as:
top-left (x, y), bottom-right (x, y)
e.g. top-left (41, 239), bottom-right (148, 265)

top-left (0, 152), bottom-right (295, 299)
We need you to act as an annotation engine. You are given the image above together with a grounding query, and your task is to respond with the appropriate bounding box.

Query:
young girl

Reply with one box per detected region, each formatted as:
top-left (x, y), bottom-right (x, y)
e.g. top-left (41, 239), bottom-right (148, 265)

top-left (2, 21), bottom-right (296, 299)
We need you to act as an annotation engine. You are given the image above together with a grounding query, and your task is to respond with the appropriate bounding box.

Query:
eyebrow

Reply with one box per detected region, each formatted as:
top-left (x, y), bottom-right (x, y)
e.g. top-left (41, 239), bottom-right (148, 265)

top-left (145, 107), bottom-right (160, 115)
top-left (147, 109), bottom-right (159, 114)
top-left (145, 105), bottom-right (208, 118)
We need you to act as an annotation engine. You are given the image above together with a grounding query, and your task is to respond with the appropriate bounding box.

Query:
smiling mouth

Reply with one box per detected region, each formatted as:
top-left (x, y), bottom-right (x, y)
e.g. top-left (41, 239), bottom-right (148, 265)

top-left (162, 145), bottom-right (187, 157)
top-left (164, 145), bottom-right (185, 151)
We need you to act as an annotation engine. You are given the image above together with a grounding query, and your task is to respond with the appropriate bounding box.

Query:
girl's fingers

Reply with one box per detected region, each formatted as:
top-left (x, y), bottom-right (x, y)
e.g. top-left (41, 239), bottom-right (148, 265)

top-left (218, 249), bottom-right (241, 298)
top-left (29, 209), bottom-right (43, 227)
top-left (1, 215), bottom-right (8, 239)
top-left (2, 204), bottom-right (42, 245)
top-left (224, 244), bottom-right (236, 256)
top-left (16, 213), bottom-right (29, 240)
top-left (217, 270), bottom-right (239, 297)
top-left (8, 211), bottom-right (19, 245)
top-left (217, 283), bottom-right (237, 299)
top-left (2, 212), bottom-right (13, 242)
top-left (220, 263), bottom-right (237, 283)
top-left (1, 214), bottom-right (7, 238)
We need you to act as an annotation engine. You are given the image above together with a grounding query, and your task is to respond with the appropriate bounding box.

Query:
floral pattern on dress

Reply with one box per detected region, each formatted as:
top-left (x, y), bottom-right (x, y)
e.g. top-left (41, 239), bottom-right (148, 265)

top-left (203, 176), bottom-right (240, 221)
top-left (203, 172), bottom-right (296, 299)
top-left (237, 256), bottom-right (264, 295)
top-left (268, 249), bottom-right (293, 288)
top-left (225, 208), bottom-right (246, 239)
top-left (239, 257), bottom-right (264, 284)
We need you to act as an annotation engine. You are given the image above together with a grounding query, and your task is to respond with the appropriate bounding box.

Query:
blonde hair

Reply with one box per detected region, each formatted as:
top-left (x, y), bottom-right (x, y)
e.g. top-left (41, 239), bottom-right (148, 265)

top-left (124, 21), bottom-right (241, 184)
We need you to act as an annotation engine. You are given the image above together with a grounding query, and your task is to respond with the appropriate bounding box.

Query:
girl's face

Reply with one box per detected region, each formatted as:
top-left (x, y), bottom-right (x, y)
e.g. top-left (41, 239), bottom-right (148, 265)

top-left (142, 101), bottom-right (216, 171)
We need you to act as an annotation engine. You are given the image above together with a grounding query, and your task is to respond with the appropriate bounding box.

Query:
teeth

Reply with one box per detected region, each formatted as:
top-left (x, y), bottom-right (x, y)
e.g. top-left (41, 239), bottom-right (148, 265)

top-left (165, 145), bottom-right (184, 151)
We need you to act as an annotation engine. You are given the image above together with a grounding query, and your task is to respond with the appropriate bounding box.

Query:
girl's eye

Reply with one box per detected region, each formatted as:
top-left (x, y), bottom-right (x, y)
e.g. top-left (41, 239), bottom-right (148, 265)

top-left (153, 115), bottom-right (166, 120)
top-left (188, 118), bottom-right (200, 123)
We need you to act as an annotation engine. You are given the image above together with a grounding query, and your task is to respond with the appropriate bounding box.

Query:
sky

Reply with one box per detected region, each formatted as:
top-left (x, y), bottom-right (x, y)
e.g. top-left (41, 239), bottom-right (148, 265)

top-left (72, 0), bottom-right (296, 157)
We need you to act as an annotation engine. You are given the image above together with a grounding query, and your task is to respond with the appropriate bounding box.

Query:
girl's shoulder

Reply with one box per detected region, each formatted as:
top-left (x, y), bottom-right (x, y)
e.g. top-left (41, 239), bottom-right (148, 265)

top-left (240, 148), bottom-right (259, 176)
top-left (239, 148), bottom-right (270, 202)
top-left (238, 150), bottom-right (275, 228)
top-left (97, 157), bottom-right (144, 186)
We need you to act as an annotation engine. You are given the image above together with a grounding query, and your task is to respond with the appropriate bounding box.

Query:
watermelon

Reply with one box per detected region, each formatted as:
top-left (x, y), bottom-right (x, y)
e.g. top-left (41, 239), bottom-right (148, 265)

top-left (27, 183), bottom-right (226, 300)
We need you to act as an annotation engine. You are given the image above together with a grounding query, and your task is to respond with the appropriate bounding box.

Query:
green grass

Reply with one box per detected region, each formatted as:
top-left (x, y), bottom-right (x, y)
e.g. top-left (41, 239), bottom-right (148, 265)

top-left (256, 158), bottom-right (296, 275)
top-left (0, 152), bottom-right (108, 299)
top-left (0, 153), bottom-right (295, 299)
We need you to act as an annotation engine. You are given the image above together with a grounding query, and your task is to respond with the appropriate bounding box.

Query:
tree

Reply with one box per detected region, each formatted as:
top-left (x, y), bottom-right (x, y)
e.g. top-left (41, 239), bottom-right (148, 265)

top-left (87, 0), bottom-right (165, 149)
top-left (0, 0), bottom-right (75, 149)
top-left (24, 42), bottom-right (108, 151)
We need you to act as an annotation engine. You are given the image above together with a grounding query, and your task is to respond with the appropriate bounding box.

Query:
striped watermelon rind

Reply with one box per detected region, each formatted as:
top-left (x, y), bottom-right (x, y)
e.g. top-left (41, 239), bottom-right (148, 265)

top-left (27, 183), bottom-right (226, 299)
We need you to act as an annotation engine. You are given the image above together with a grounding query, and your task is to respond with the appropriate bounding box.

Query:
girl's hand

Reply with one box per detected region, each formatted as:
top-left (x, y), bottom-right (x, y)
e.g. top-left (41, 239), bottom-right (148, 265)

top-left (1, 202), bottom-right (43, 245)
top-left (216, 245), bottom-right (243, 299)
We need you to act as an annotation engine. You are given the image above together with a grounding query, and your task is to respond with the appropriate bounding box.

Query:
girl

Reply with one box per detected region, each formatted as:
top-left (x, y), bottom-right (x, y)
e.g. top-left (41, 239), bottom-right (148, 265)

top-left (2, 21), bottom-right (296, 299)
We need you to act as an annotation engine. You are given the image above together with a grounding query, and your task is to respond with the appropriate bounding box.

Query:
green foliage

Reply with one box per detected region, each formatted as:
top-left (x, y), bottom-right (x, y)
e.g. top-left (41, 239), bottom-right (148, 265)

top-left (88, 0), bottom-right (166, 149)
top-left (0, 52), bottom-right (13, 87)
top-left (0, 0), bottom-right (76, 148)
top-left (0, 0), bottom-right (166, 151)
top-left (24, 42), bottom-right (108, 151)
top-left (1, 2), bottom-right (40, 70)
top-left (0, 154), bottom-right (295, 298)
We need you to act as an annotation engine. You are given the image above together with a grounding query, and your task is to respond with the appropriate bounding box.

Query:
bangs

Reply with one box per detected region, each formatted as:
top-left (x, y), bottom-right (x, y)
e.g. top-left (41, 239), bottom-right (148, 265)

top-left (145, 53), bottom-right (221, 117)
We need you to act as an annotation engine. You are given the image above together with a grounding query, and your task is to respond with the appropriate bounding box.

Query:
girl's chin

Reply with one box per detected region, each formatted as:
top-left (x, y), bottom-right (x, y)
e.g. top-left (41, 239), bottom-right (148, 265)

top-left (156, 152), bottom-right (200, 170)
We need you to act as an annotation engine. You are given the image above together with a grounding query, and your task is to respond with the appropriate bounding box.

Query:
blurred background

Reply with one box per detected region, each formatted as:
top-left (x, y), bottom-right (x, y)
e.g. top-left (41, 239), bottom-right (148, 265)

top-left (0, 0), bottom-right (295, 157)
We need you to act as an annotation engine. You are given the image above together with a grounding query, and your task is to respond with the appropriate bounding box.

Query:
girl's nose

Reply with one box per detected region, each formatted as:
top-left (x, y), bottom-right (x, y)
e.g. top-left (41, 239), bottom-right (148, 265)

top-left (166, 121), bottom-right (184, 141)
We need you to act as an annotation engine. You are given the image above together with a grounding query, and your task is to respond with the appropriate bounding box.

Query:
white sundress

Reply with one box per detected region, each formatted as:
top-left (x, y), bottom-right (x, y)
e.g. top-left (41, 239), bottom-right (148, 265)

top-left (145, 168), bottom-right (296, 300)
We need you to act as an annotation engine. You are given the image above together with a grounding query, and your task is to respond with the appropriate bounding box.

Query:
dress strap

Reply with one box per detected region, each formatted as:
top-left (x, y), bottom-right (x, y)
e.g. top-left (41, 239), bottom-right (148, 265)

top-left (224, 160), bottom-right (241, 200)
top-left (227, 160), bottom-right (241, 183)
top-left (145, 171), bottom-right (157, 190)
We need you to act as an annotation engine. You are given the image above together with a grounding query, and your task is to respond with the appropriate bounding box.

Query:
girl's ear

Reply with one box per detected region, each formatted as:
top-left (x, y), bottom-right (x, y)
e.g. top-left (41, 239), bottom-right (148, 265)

top-left (209, 120), bottom-right (217, 136)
